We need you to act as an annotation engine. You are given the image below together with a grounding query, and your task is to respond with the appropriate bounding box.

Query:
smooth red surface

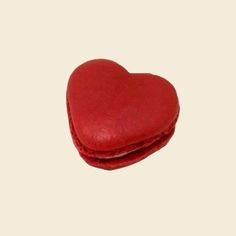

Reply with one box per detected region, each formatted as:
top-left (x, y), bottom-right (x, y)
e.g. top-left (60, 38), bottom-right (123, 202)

top-left (66, 59), bottom-right (179, 170)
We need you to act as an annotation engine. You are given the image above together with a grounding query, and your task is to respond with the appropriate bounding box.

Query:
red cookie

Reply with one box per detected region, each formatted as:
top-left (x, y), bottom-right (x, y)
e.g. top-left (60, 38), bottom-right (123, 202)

top-left (66, 59), bottom-right (179, 170)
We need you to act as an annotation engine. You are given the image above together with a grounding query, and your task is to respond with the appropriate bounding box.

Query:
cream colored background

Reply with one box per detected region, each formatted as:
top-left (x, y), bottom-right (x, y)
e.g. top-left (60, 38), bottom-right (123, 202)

top-left (0, 0), bottom-right (235, 235)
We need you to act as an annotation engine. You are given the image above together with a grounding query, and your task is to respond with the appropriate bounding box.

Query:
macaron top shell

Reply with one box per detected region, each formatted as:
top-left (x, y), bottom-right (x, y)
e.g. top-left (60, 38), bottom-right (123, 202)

top-left (67, 59), bottom-right (179, 155)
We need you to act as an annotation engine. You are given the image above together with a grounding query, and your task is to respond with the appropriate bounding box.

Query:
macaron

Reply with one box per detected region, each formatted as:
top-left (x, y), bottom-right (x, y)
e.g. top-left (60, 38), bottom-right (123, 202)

top-left (66, 59), bottom-right (179, 170)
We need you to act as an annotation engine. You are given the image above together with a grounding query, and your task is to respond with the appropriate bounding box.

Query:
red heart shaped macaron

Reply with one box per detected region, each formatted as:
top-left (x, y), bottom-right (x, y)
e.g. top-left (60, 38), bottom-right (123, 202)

top-left (66, 59), bottom-right (179, 170)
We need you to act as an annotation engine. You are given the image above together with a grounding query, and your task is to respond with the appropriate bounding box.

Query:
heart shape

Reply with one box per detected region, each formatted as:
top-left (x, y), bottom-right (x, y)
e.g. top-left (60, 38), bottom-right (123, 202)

top-left (66, 59), bottom-right (179, 170)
